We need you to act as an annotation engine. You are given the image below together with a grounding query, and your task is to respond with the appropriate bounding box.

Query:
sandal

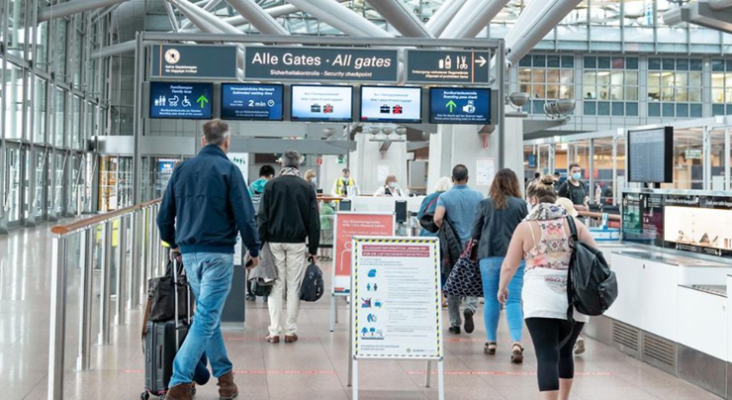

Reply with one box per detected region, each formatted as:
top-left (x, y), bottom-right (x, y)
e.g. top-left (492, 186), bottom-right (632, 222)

top-left (511, 343), bottom-right (524, 364)
top-left (484, 342), bottom-right (497, 355)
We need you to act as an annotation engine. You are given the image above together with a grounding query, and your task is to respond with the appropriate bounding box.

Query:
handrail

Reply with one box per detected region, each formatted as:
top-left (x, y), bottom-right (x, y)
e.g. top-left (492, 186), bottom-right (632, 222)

top-left (579, 210), bottom-right (621, 221)
top-left (50, 198), bottom-right (162, 236)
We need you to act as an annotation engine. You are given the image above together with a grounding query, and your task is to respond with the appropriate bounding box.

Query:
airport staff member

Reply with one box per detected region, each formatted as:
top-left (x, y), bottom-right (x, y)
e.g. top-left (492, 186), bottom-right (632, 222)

top-left (158, 119), bottom-right (261, 400)
top-left (331, 168), bottom-right (356, 197)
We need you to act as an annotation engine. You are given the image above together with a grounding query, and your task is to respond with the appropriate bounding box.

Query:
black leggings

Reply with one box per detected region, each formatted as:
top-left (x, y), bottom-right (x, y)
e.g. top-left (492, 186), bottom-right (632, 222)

top-left (525, 318), bottom-right (585, 392)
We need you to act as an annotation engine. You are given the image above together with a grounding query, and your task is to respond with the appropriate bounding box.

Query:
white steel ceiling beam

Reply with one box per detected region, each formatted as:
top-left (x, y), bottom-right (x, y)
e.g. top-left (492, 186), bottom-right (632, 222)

top-left (504, 0), bottom-right (583, 66)
top-left (366, 0), bottom-right (433, 38)
top-left (285, 0), bottom-right (394, 37)
top-left (224, 0), bottom-right (290, 35)
top-left (440, 0), bottom-right (511, 38)
top-left (180, 0), bottom-right (223, 30)
top-left (426, 0), bottom-right (469, 37)
top-left (39, 0), bottom-right (131, 22)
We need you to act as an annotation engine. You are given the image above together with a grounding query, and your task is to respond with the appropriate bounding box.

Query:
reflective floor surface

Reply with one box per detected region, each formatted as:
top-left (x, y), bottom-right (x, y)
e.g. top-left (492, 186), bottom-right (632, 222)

top-left (0, 224), bottom-right (722, 399)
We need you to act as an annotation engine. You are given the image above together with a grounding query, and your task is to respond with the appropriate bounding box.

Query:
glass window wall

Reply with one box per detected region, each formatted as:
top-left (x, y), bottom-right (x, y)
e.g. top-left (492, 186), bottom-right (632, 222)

top-left (584, 56), bottom-right (639, 116)
top-left (4, 62), bottom-right (23, 140)
top-left (647, 57), bottom-right (703, 118)
top-left (519, 54), bottom-right (575, 114)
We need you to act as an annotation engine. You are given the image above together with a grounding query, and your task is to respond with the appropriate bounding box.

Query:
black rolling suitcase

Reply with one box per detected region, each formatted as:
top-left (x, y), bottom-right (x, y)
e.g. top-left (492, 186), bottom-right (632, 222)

top-left (141, 259), bottom-right (195, 400)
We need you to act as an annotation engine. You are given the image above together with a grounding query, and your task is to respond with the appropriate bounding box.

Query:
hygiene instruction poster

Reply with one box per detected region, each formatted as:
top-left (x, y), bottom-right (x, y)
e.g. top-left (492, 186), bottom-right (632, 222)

top-left (333, 212), bottom-right (395, 294)
top-left (351, 237), bottom-right (442, 360)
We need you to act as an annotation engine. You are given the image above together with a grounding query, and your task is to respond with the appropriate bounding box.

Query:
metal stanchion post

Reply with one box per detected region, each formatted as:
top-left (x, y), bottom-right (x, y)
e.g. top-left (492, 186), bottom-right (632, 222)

top-left (129, 211), bottom-right (142, 310)
top-left (100, 221), bottom-right (113, 345)
top-left (151, 205), bottom-right (159, 275)
top-left (47, 236), bottom-right (68, 400)
top-left (425, 361), bottom-right (432, 387)
top-left (77, 228), bottom-right (95, 371)
top-left (116, 215), bottom-right (128, 325)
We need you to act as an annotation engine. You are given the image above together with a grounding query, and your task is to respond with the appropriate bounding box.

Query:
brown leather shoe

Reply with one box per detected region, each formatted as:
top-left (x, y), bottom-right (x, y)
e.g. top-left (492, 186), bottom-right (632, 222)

top-left (265, 335), bottom-right (280, 343)
top-left (284, 334), bottom-right (298, 343)
top-left (217, 371), bottom-right (239, 400)
top-left (166, 383), bottom-right (193, 400)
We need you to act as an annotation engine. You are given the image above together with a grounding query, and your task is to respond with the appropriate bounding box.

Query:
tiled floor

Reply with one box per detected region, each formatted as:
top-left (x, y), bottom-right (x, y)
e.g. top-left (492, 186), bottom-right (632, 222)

top-left (0, 224), bottom-right (723, 399)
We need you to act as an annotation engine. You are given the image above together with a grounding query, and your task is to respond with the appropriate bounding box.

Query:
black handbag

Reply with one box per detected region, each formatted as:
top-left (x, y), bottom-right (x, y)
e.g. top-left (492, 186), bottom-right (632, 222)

top-left (443, 240), bottom-right (483, 298)
top-left (146, 261), bottom-right (195, 322)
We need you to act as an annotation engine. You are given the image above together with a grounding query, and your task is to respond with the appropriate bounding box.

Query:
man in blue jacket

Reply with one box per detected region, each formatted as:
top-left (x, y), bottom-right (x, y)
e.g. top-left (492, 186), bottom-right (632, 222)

top-left (158, 119), bottom-right (261, 400)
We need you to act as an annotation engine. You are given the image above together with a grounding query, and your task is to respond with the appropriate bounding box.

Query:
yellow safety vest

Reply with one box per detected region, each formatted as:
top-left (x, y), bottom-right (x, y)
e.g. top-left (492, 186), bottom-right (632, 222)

top-left (334, 177), bottom-right (355, 196)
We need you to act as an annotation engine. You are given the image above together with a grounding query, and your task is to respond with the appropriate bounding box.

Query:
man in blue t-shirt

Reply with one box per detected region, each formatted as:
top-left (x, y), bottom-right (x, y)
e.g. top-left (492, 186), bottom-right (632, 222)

top-left (434, 164), bottom-right (484, 335)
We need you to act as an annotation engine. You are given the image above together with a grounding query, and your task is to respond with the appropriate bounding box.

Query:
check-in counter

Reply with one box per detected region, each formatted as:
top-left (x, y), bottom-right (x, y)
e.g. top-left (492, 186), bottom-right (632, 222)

top-left (586, 244), bottom-right (732, 398)
top-left (350, 195), bottom-right (424, 214)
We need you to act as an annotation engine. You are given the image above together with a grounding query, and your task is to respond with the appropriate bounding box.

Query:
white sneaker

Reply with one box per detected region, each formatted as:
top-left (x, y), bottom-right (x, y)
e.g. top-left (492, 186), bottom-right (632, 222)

top-left (575, 337), bottom-right (586, 355)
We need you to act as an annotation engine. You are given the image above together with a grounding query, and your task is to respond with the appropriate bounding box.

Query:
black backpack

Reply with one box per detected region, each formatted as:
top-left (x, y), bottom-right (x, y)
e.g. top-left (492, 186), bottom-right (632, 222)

top-left (300, 259), bottom-right (324, 302)
top-left (566, 217), bottom-right (618, 316)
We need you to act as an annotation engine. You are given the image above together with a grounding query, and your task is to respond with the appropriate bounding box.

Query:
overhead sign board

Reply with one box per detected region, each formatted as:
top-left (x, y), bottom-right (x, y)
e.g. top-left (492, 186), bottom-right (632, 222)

top-left (149, 82), bottom-right (212, 119)
top-left (360, 86), bottom-right (422, 123)
top-left (430, 88), bottom-right (491, 124)
top-left (290, 85), bottom-right (354, 122)
top-left (244, 47), bottom-right (399, 82)
top-left (406, 50), bottom-right (491, 84)
top-left (151, 44), bottom-right (238, 79)
top-left (221, 84), bottom-right (284, 121)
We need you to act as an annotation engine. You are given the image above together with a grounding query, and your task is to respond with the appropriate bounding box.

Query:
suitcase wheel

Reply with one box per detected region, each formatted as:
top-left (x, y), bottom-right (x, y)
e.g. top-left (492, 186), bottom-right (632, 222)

top-left (140, 391), bottom-right (150, 400)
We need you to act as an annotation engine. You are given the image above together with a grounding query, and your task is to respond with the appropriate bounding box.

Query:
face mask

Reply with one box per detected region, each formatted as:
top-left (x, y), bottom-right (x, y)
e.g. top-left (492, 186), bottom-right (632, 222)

top-left (572, 172), bottom-right (582, 181)
top-left (389, 181), bottom-right (398, 188)
top-left (310, 177), bottom-right (317, 184)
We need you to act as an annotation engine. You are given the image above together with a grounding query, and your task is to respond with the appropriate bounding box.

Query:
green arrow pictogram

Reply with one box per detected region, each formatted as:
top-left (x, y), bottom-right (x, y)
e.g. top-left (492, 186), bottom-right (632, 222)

top-left (446, 100), bottom-right (457, 113)
top-left (197, 95), bottom-right (209, 108)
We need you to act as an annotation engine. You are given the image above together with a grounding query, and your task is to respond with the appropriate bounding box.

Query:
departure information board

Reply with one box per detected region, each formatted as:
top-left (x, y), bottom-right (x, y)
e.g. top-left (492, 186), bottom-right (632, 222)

top-left (290, 85), bottom-right (353, 122)
top-left (627, 127), bottom-right (673, 183)
top-left (149, 82), bottom-right (212, 119)
top-left (360, 86), bottom-right (421, 123)
top-left (430, 88), bottom-right (490, 124)
top-left (221, 84), bottom-right (284, 121)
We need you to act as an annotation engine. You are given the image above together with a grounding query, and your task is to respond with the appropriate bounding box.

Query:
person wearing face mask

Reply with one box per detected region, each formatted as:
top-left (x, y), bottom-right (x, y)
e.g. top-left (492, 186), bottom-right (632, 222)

top-left (304, 169), bottom-right (318, 193)
top-left (498, 175), bottom-right (597, 400)
top-left (373, 175), bottom-right (405, 197)
top-left (557, 163), bottom-right (589, 212)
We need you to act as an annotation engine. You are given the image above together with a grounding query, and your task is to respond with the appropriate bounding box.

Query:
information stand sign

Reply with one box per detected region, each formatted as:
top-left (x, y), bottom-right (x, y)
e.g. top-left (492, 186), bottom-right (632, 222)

top-left (350, 237), bottom-right (444, 400)
top-left (330, 212), bottom-right (395, 332)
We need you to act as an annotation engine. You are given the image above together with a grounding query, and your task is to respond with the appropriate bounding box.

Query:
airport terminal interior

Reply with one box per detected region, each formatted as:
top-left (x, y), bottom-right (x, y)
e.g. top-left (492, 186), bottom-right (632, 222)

top-left (4, 0), bottom-right (732, 399)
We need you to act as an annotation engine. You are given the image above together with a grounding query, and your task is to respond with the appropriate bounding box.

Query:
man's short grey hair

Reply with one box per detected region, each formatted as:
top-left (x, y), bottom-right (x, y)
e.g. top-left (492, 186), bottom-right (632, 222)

top-left (202, 119), bottom-right (230, 146)
top-left (282, 150), bottom-right (301, 168)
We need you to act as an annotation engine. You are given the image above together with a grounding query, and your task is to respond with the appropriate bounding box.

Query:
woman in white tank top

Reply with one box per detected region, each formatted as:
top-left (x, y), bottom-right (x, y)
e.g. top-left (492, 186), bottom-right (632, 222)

top-left (497, 175), bottom-right (599, 400)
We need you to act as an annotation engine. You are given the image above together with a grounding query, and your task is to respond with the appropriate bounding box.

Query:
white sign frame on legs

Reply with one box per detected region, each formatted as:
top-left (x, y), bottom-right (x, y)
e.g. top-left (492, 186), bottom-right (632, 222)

top-left (350, 236), bottom-right (444, 400)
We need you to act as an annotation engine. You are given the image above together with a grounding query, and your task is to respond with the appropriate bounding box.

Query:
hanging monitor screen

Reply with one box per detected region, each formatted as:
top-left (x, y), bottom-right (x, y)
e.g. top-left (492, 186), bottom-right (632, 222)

top-left (221, 84), bottom-right (284, 121)
top-left (290, 85), bottom-right (353, 122)
top-left (429, 87), bottom-right (491, 124)
top-left (149, 82), bottom-right (213, 119)
top-left (627, 127), bottom-right (673, 183)
top-left (360, 86), bottom-right (422, 123)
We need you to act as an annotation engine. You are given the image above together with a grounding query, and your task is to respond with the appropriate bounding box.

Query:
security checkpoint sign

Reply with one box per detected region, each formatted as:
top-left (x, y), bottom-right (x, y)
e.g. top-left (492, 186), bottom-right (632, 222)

top-left (351, 237), bottom-right (442, 360)
top-left (151, 44), bottom-right (238, 79)
top-left (244, 47), bottom-right (399, 82)
top-left (406, 49), bottom-right (491, 84)
top-left (333, 212), bottom-right (395, 294)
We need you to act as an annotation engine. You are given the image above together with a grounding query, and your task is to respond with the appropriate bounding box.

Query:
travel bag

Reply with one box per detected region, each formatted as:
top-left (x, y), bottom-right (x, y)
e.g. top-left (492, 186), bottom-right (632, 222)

top-left (141, 259), bottom-right (196, 400)
top-left (443, 240), bottom-right (483, 298)
top-left (300, 258), bottom-right (324, 302)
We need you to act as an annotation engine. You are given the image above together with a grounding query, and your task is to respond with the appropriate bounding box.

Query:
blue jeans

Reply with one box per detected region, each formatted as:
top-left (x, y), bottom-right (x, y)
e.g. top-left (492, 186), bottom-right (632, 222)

top-left (169, 253), bottom-right (234, 388)
top-left (479, 257), bottom-right (525, 343)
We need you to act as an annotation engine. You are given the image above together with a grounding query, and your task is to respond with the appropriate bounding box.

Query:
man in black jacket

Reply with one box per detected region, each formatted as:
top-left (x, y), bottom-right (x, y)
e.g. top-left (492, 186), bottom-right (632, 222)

top-left (158, 119), bottom-right (260, 400)
top-left (258, 150), bottom-right (320, 344)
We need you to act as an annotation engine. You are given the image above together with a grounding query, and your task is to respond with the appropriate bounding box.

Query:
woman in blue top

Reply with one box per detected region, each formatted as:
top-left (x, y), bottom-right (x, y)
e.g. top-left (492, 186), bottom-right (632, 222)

top-left (418, 177), bottom-right (453, 236)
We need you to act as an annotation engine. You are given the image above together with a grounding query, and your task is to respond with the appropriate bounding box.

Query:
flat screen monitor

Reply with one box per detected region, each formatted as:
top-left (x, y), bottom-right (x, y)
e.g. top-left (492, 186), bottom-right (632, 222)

top-left (290, 85), bottom-right (353, 122)
top-left (220, 83), bottom-right (284, 121)
top-left (150, 82), bottom-right (213, 119)
top-left (360, 86), bottom-right (422, 123)
top-left (627, 127), bottom-right (673, 183)
top-left (430, 87), bottom-right (491, 124)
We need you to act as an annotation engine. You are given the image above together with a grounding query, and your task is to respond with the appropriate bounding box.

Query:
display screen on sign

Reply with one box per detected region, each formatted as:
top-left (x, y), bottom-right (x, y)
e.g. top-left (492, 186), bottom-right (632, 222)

top-left (333, 212), bottom-right (395, 294)
top-left (220, 84), bottom-right (284, 121)
top-left (149, 82), bottom-right (213, 119)
top-left (291, 85), bottom-right (353, 122)
top-left (627, 127), bottom-right (673, 183)
top-left (360, 86), bottom-right (422, 123)
top-left (351, 237), bottom-right (442, 360)
top-left (430, 88), bottom-right (491, 124)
